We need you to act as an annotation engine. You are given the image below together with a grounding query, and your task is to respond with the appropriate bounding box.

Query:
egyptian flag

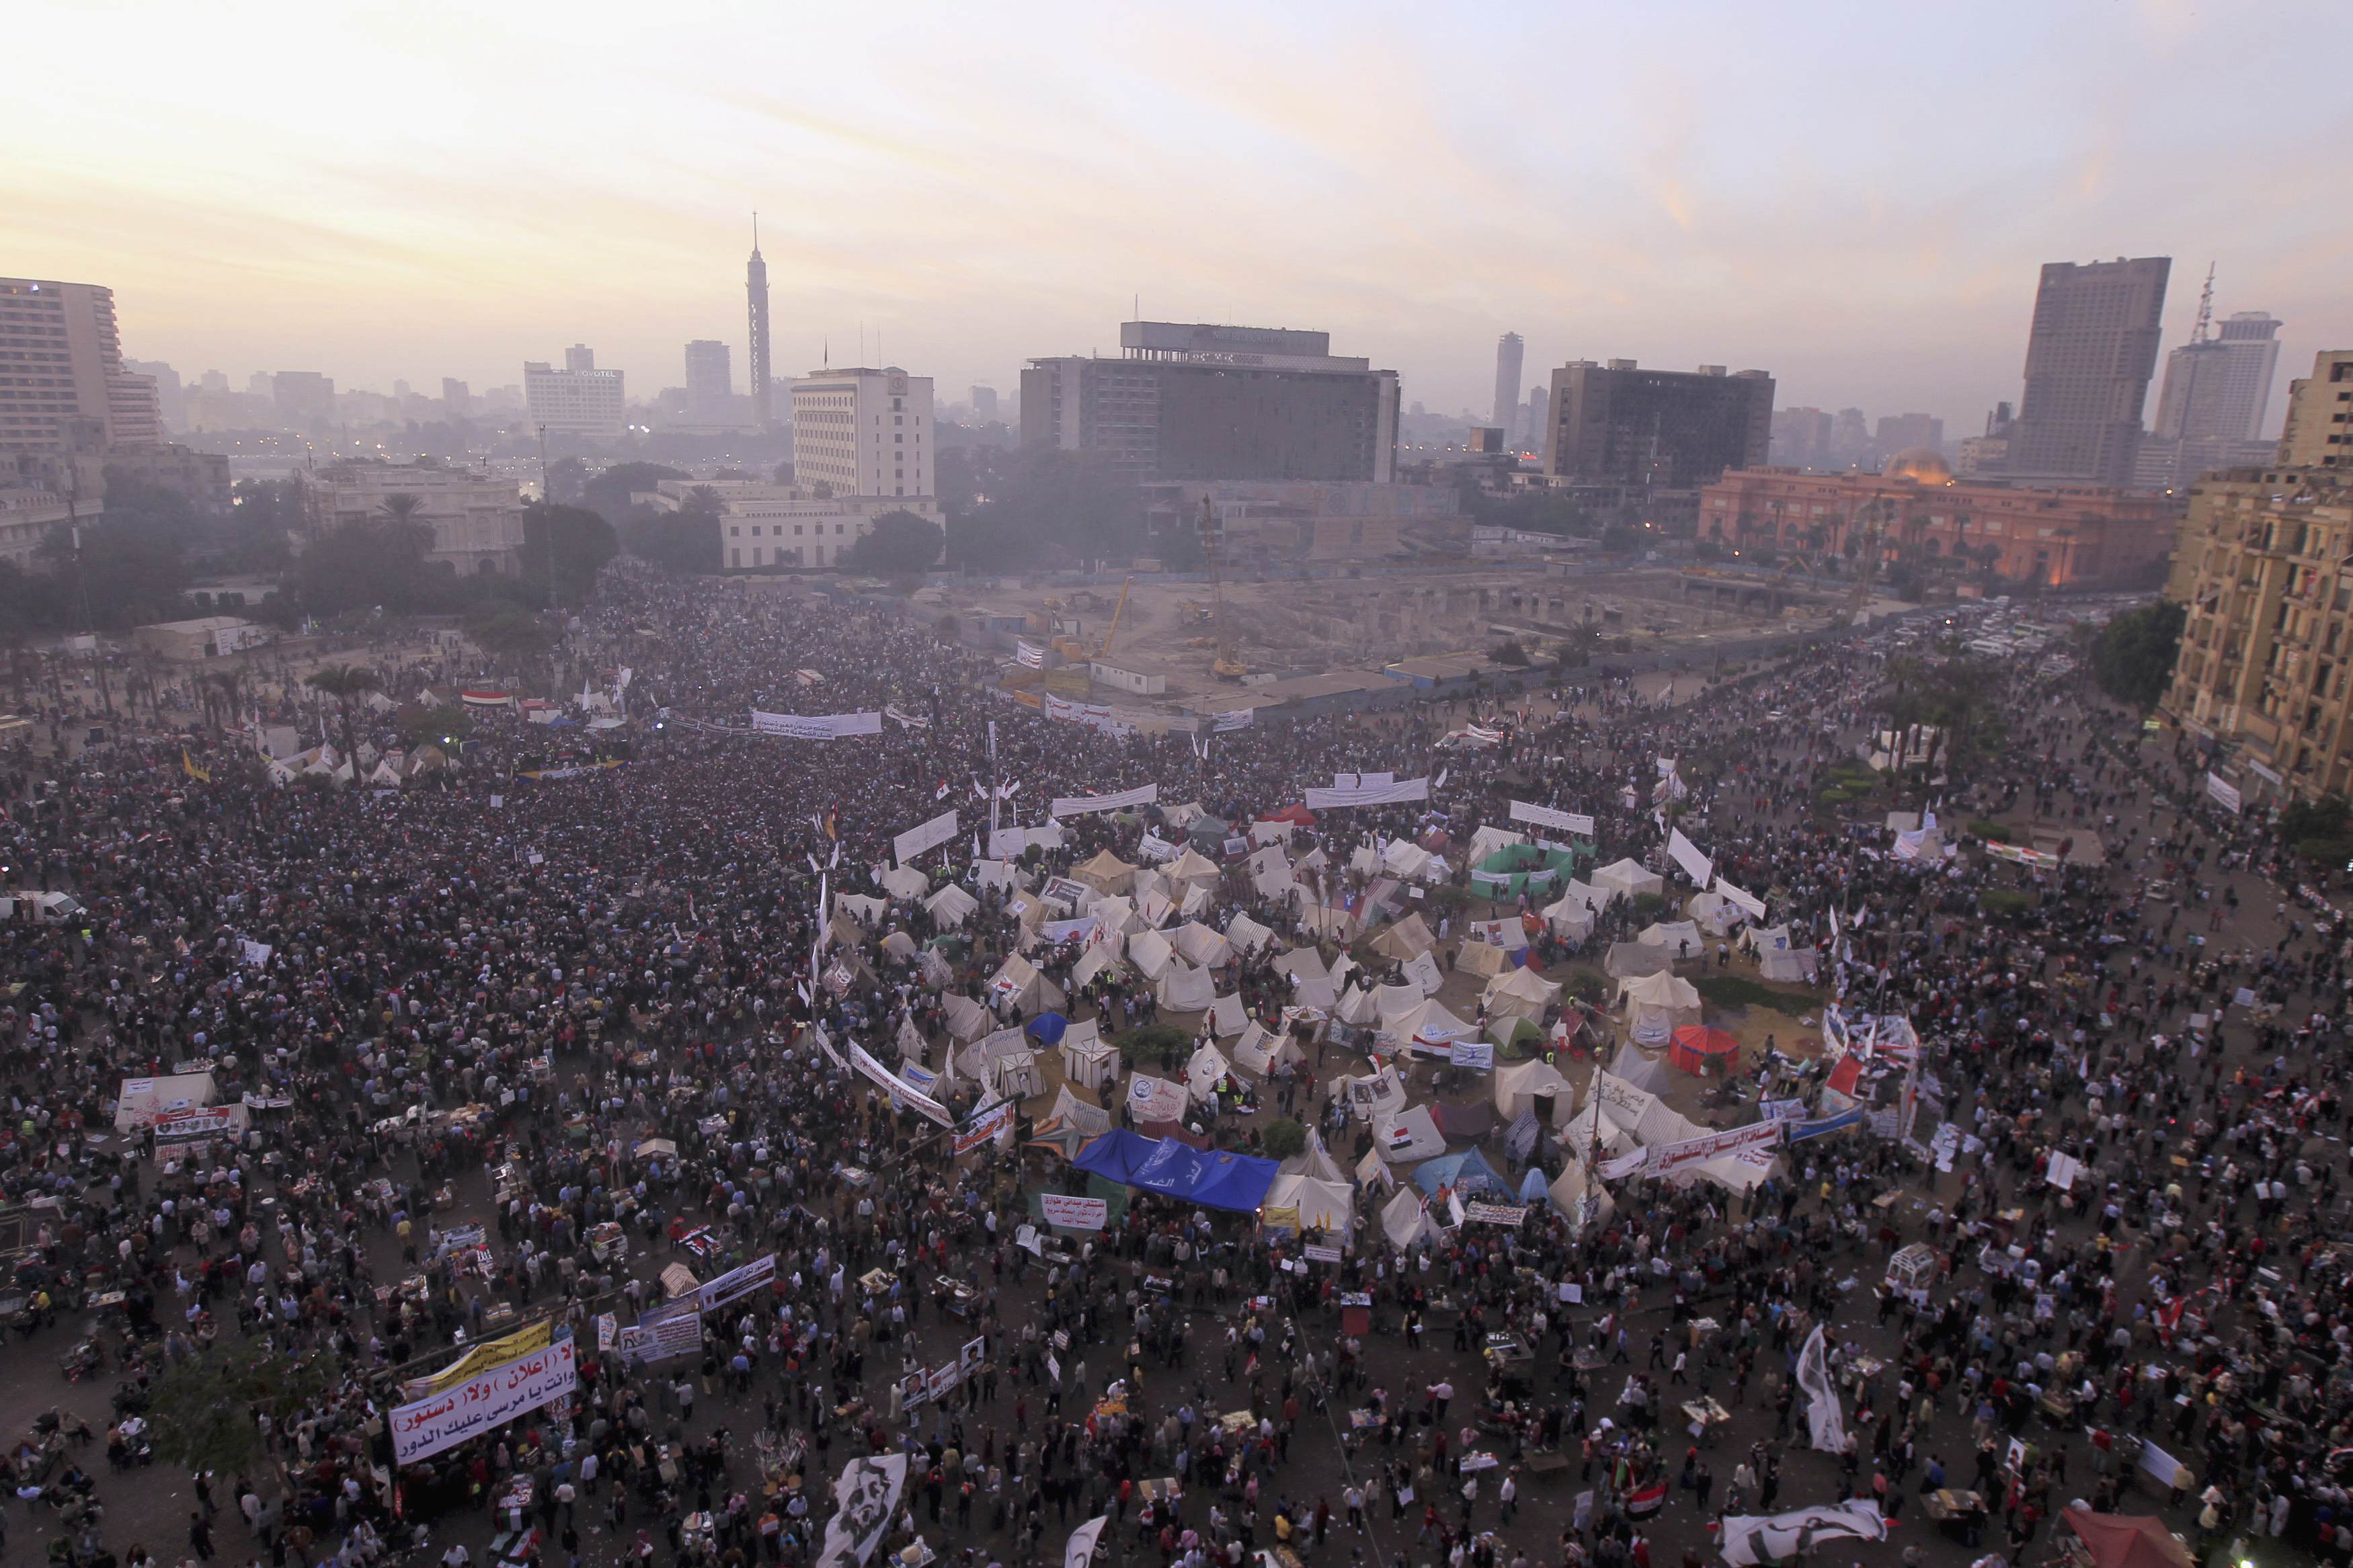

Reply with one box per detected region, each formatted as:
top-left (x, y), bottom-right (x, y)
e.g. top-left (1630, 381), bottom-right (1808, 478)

top-left (1626, 1481), bottom-right (1668, 1518)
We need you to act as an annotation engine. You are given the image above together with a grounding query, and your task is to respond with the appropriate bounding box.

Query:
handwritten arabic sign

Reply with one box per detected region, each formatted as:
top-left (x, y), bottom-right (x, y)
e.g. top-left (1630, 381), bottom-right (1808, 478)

top-left (389, 1331), bottom-right (576, 1464)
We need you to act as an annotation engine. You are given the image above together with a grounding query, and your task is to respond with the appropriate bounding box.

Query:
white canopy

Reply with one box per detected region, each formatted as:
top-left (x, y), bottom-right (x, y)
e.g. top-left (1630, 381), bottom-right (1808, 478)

top-left (941, 993), bottom-right (994, 1042)
top-left (1072, 850), bottom-right (1136, 894)
top-left (1381, 1187), bottom-right (1439, 1250)
top-left (1334, 983), bottom-right (1380, 1026)
top-left (1483, 964), bottom-right (1562, 1022)
top-left (1548, 1157), bottom-right (1615, 1229)
top-left (1265, 1173), bottom-right (1355, 1237)
top-left (1207, 992), bottom-right (1248, 1036)
top-left (1373, 1103), bottom-right (1448, 1163)
top-left (1060, 1034), bottom-right (1118, 1091)
top-left (1492, 1059), bottom-right (1577, 1126)
top-left (1687, 889), bottom-right (1743, 937)
top-left (1331, 1063), bottom-right (1407, 1121)
top-left (1400, 949), bottom-right (1445, 996)
top-left (987, 954), bottom-right (1065, 1018)
top-left (1759, 945), bottom-right (1820, 983)
top-left (1125, 927), bottom-right (1176, 981)
top-left (879, 864), bottom-right (930, 901)
top-left (1591, 857), bottom-right (1665, 899)
top-left (1373, 983), bottom-right (1427, 1026)
top-left (1184, 1042), bottom-right (1231, 1104)
top-left (1381, 838), bottom-right (1433, 880)
top-left (1043, 1082), bottom-right (1111, 1136)
top-left (1167, 848), bottom-right (1223, 886)
top-left (924, 882), bottom-right (980, 928)
top-left (1172, 921), bottom-right (1234, 969)
top-left (1637, 919), bottom-right (1704, 954)
top-left (1158, 961), bottom-right (1215, 1014)
top-left (973, 859), bottom-right (1019, 893)
top-left (1466, 825), bottom-right (1528, 864)
top-left (1224, 911), bottom-right (1277, 956)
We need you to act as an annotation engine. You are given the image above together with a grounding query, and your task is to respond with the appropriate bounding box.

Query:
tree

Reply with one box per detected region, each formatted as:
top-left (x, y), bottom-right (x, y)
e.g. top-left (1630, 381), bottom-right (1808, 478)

top-left (294, 517), bottom-right (442, 617)
top-left (378, 492), bottom-right (426, 527)
top-left (520, 503), bottom-right (619, 605)
top-left (544, 455), bottom-right (589, 506)
top-left (845, 510), bottom-right (945, 577)
top-left (582, 462), bottom-right (687, 522)
top-left (2089, 601), bottom-right (2186, 710)
top-left (468, 606), bottom-right (554, 679)
top-left (35, 518), bottom-right (190, 630)
top-left (622, 501), bottom-right (721, 574)
top-left (397, 701), bottom-right (472, 750)
top-left (304, 664), bottom-right (381, 784)
top-left (149, 1339), bottom-right (340, 1480)
top-left (1490, 639), bottom-right (1531, 667)
top-left (1261, 1118), bottom-right (1308, 1160)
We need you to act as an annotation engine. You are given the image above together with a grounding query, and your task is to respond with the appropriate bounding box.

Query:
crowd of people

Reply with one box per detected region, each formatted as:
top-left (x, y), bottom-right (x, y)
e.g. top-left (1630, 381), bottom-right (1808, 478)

top-left (0, 563), bottom-right (2347, 1568)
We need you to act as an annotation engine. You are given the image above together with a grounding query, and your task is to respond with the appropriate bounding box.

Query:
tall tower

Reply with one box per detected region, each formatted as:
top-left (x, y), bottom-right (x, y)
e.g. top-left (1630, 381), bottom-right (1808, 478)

top-left (1492, 332), bottom-right (1524, 432)
top-left (747, 214), bottom-right (772, 429)
top-left (2007, 256), bottom-right (2169, 485)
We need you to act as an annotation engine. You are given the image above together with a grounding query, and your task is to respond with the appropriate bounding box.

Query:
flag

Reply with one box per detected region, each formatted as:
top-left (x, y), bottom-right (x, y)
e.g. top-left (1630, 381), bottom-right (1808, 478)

top-left (1795, 1324), bottom-right (1845, 1452)
top-left (1064, 1516), bottom-right (1109, 1568)
top-left (1626, 1480), bottom-right (1668, 1517)
top-left (182, 749), bottom-right (211, 784)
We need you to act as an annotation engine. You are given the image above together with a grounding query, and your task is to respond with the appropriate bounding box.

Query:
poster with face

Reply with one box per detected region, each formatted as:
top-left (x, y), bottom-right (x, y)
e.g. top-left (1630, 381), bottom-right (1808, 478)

top-left (815, 1453), bottom-right (910, 1568)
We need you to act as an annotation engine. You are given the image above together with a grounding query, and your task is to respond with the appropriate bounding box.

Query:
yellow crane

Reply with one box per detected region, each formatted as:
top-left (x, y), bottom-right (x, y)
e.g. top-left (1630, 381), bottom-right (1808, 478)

top-left (1098, 576), bottom-right (1132, 659)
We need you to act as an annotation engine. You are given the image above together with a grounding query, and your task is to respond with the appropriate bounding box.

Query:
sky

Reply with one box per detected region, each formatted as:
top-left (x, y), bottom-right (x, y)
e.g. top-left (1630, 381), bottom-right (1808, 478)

top-left (9, 0), bottom-right (2352, 436)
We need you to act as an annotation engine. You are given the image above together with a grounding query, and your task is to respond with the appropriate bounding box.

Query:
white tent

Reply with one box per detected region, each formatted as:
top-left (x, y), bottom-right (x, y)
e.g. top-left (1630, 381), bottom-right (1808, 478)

top-left (1331, 1063), bottom-right (1406, 1121)
top-left (1400, 950), bottom-right (1445, 996)
top-left (1454, 941), bottom-right (1513, 979)
top-left (1224, 911), bottom-right (1277, 956)
top-left (1591, 858), bottom-right (1665, 899)
top-left (1541, 882), bottom-right (1603, 940)
top-left (1562, 1102), bottom-right (1640, 1163)
top-left (1069, 944), bottom-right (1124, 991)
top-left (1273, 948), bottom-right (1327, 983)
top-left (1177, 882), bottom-right (1213, 920)
top-left (1386, 997), bottom-right (1479, 1048)
top-left (986, 954), bottom-right (1066, 1018)
top-left (1466, 825), bottom-right (1529, 864)
top-left (881, 930), bottom-right (918, 960)
top-left (1380, 1187), bottom-right (1441, 1250)
top-left (1248, 819), bottom-right (1293, 848)
top-left (1090, 895), bottom-right (1141, 936)
top-left (114, 1071), bottom-right (218, 1132)
top-left (1759, 945), bottom-right (1821, 984)
top-left (1492, 1059), bottom-right (1577, 1127)
top-left (986, 1048), bottom-right (1041, 1100)
top-left (1072, 850), bottom-right (1136, 895)
top-left (1608, 1038), bottom-right (1675, 1096)
top-left (1484, 965), bottom-right (1562, 1026)
top-left (835, 891), bottom-right (892, 925)
top-left (1041, 1083), bottom-right (1111, 1139)
top-left (1291, 975), bottom-right (1339, 1012)
top-left (1128, 1075), bottom-right (1191, 1126)
top-left (1381, 838), bottom-right (1433, 880)
top-left (1373, 1103), bottom-right (1448, 1163)
top-left (941, 993), bottom-right (994, 1042)
top-left (1637, 919), bottom-right (1704, 954)
top-left (1232, 1022), bottom-right (1306, 1078)
top-left (1687, 889), bottom-right (1743, 938)
top-left (1357, 1145), bottom-right (1397, 1192)
top-left (1207, 992), bottom-right (1248, 1036)
top-left (1281, 1128), bottom-right (1351, 1185)
top-left (1605, 942), bottom-right (1677, 980)
top-left (1167, 847), bottom-right (1223, 887)
top-left (1172, 921), bottom-right (1234, 969)
top-left (918, 948), bottom-right (955, 991)
top-left (1373, 983), bottom-right (1428, 1026)
top-left (1160, 800), bottom-right (1207, 829)
top-left (1264, 1173), bottom-right (1355, 1237)
top-left (1158, 961), bottom-right (1215, 1014)
top-left (1125, 927), bottom-right (1176, 981)
top-left (1547, 1157), bottom-right (1615, 1230)
top-left (1334, 983), bottom-right (1380, 1026)
top-left (1184, 1042), bottom-right (1232, 1104)
top-left (1618, 970), bottom-right (1702, 1045)
top-left (924, 882), bottom-right (980, 929)
top-left (973, 859), bottom-right (1019, 894)
top-left (879, 864), bottom-right (930, 901)
top-left (1060, 1029), bottom-right (1119, 1091)
top-left (1370, 913), bottom-right (1437, 960)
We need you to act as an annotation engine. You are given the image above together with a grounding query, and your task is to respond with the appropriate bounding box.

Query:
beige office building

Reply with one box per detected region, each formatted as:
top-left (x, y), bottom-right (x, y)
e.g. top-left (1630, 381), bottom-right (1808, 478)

top-left (0, 277), bottom-right (161, 452)
top-left (2276, 351), bottom-right (2353, 470)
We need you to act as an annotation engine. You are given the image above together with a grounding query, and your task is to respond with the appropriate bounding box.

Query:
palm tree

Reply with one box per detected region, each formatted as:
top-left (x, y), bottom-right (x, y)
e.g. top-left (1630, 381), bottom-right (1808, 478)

top-left (203, 669), bottom-right (245, 733)
top-left (304, 664), bottom-right (381, 787)
top-left (379, 493), bottom-right (426, 527)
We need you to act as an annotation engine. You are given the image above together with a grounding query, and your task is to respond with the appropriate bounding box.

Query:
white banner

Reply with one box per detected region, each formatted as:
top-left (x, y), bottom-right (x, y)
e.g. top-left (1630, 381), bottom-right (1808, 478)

top-left (1043, 695), bottom-right (1131, 737)
top-left (1064, 1516), bottom-right (1109, 1568)
top-left (1719, 1501), bottom-right (1885, 1568)
top-left (955, 1098), bottom-right (1014, 1156)
top-left (2205, 771), bottom-right (2241, 813)
top-left (1794, 1324), bottom-right (1845, 1452)
top-left (1666, 827), bottom-right (1713, 887)
top-left (893, 809), bottom-right (959, 865)
top-left (1716, 879), bottom-right (1767, 920)
top-left (850, 1042), bottom-right (955, 1128)
top-left (1449, 1040), bottom-right (1494, 1069)
top-left (1050, 783), bottom-right (1159, 818)
top-left (1210, 709), bottom-right (1254, 732)
top-left (237, 938), bottom-right (272, 967)
top-left (1304, 777), bottom-right (1431, 810)
top-left (883, 704), bottom-right (930, 729)
top-left (1509, 800), bottom-right (1595, 835)
top-left (698, 1253), bottom-right (776, 1313)
top-left (750, 709), bottom-right (884, 740)
top-left (813, 1454), bottom-right (910, 1568)
top-left (1040, 1194), bottom-right (1110, 1231)
top-left (1626, 1117), bottom-right (1782, 1179)
top-left (1016, 641), bottom-right (1047, 670)
top-left (390, 1331), bottom-right (577, 1464)
top-left (1462, 1202), bottom-right (1527, 1226)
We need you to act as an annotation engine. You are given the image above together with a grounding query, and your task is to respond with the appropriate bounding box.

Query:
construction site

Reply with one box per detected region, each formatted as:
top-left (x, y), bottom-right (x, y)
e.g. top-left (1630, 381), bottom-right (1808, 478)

top-left (928, 540), bottom-right (1860, 724)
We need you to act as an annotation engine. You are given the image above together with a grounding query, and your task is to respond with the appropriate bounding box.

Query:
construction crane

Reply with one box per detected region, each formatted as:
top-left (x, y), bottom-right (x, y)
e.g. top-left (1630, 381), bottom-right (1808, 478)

top-left (1199, 498), bottom-right (1248, 681)
top-left (1097, 576), bottom-right (1132, 659)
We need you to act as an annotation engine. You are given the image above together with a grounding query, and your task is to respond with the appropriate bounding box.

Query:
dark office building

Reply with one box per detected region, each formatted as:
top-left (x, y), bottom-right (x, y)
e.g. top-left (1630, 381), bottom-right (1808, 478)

top-left (1021, 321), bottom-right (1400, 483)
top-left (2007, 256), bottom-right (2170, 487)
top-left (1540, 359), bottom-right (1774, 489)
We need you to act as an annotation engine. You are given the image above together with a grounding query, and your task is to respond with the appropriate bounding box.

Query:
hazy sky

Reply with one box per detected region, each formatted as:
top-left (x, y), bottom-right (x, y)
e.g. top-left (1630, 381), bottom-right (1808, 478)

top-left (10, 0), bottom-right (2351, 434)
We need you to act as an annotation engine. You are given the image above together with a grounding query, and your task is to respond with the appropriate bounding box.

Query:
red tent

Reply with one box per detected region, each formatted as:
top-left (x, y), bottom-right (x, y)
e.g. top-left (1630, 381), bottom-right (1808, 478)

top-left (2061, 1512), bottom-right (2193, 1568)
top-left (1265, 804), bottom-right (1318, 826)
top-left (1669, 1025), bottom-right (1741, 1077)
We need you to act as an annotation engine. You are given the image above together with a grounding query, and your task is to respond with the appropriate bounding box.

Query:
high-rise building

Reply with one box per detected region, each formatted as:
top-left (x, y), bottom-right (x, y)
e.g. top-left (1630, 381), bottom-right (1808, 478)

top-left (970, 384), bottom-right (999, 425)
top-left (442, 378), bottom-right (471, 415)
top-left (0, 277), bottom-right (163, 451)
top-left (273, 371), bottom-right (335, 427)
top-left (1873, 413), bottom-right (1944, 456)
top-left (789, 366), bottom-right (934, 501)
top-left (1022, 322), bottom-right (1399, 483)
top-left (2163, 464), bottom-right (2353, 797)
top-left (1492, 333), bottom-right (1524, 434)
top-left (565, 344), bottom-right (597, 374)
top-left (524, 359), bottom-right (626, 434)
top-left (1539, 360), bottom-right (1773, 490)
top-left (1829, 409), bottom-right (1872, 467)
top-left (747, 217), bottom-right (772, 429)
top-left (2276, 352), bottom-right (2353, 470)
top-left (1525, 384), bottom-right (1549, 450)
top-left (684, 339), bottom-right (732, 420)
top-left (2007, 257), bottom-right (2170, 486)
top-left (2155, 313), bottom-right (2282, 445)
top-left (1771, 407), bottom-right (1833, 470)
top-left (200, 370), bottom-right (229, 395)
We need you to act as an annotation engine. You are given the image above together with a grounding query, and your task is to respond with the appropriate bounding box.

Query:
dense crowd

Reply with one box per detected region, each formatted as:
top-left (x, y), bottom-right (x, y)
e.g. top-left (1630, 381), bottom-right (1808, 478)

top-left (1, 564), bottom-right (2348, 1568)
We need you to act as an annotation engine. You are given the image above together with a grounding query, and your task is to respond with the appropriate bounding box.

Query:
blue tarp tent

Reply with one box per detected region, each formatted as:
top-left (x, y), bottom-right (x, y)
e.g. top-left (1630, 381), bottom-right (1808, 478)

top-left (1072, 1129), bottom-right (1280, 1214)
top-left (1028, 1012), bottom-right (1070, 1046)
top-left (1412, 1147), bottom-right (1508, 1196)
top-left (1516, 1167), bottom-right (1550, 1204)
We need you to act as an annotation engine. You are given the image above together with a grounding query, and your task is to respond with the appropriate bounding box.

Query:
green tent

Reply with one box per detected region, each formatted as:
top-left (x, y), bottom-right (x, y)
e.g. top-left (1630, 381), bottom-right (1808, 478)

top-left (1470, 843), bottom-right (1581, 897)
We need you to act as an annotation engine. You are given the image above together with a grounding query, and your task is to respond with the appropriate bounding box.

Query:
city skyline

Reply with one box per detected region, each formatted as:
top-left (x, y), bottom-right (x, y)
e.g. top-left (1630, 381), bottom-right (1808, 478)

top-left (8, 0), bottom-right (2351, 434)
